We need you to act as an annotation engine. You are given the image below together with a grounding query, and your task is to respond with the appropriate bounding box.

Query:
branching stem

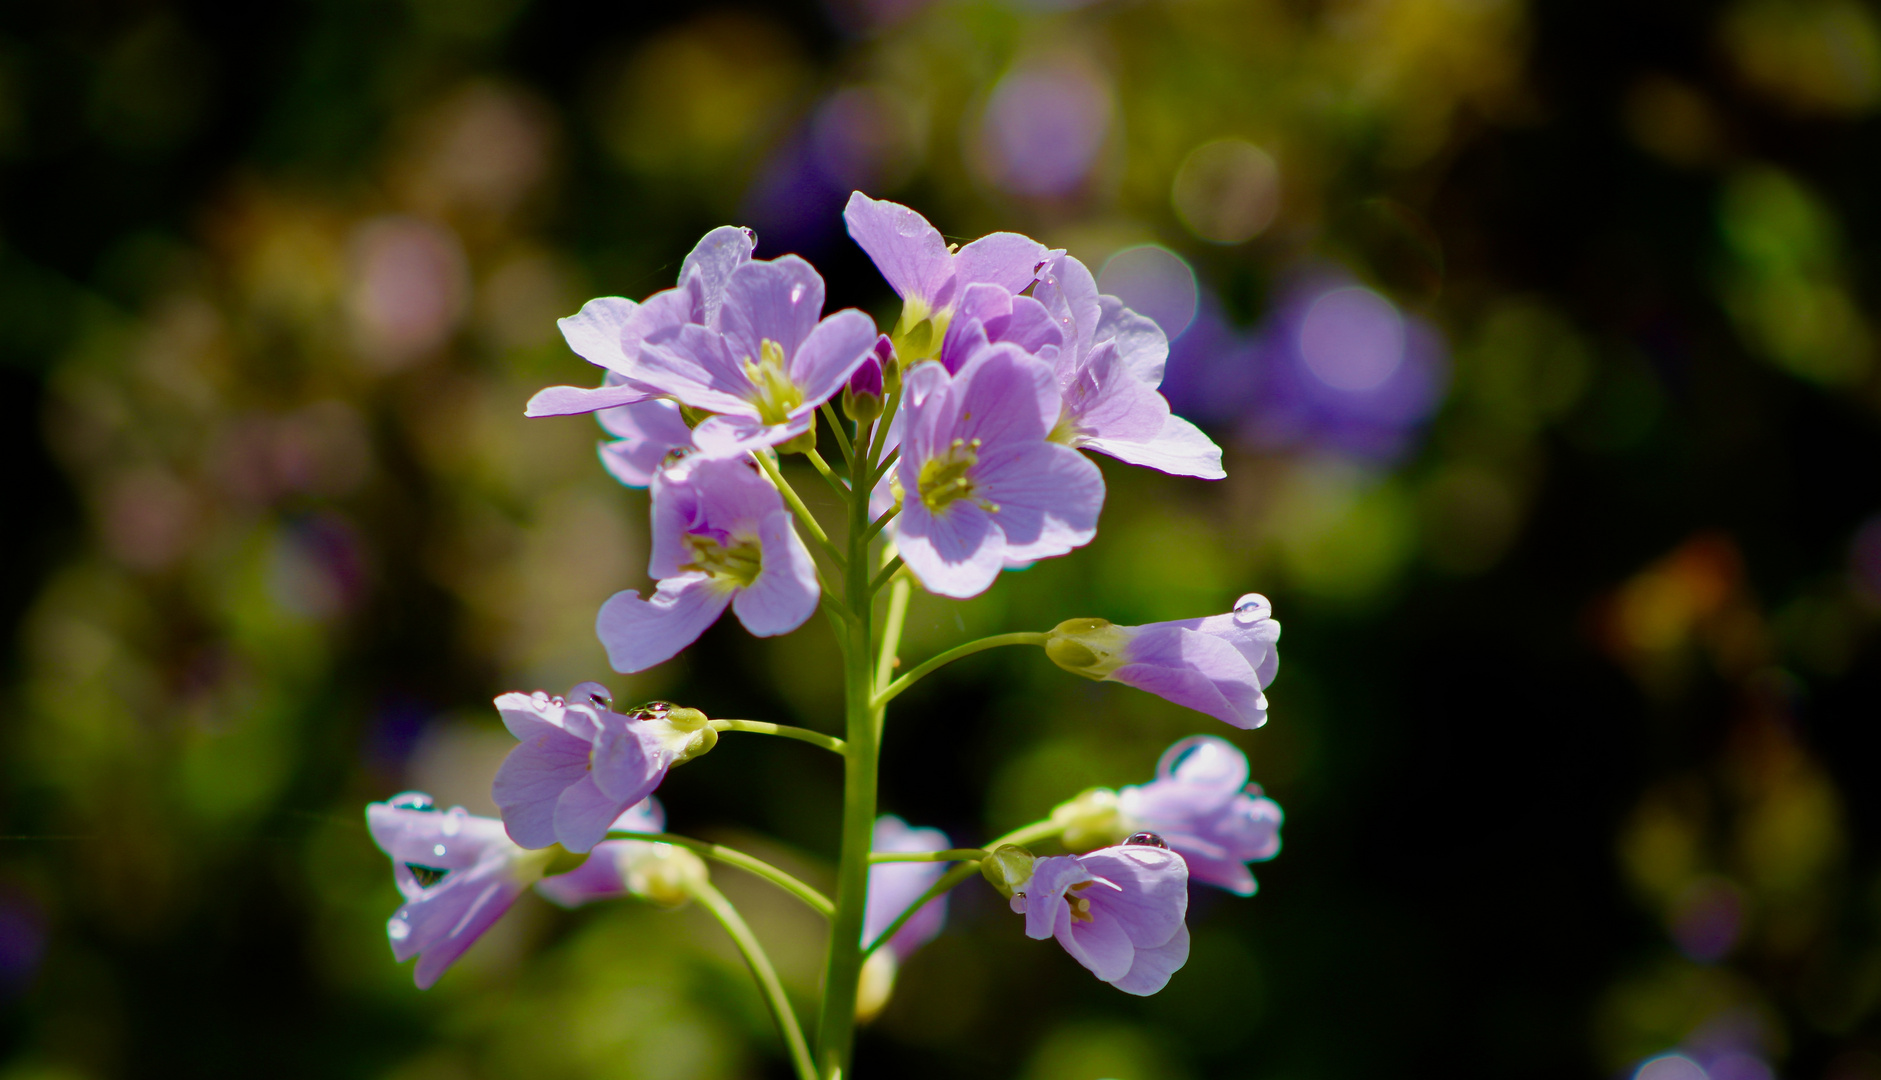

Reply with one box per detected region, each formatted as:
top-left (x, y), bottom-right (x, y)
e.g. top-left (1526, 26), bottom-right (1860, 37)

top-left (710, 719), bottom-right (846, 756)
top-left (606, 831), bottom-right (834, 918)
top-left (691, 879), bottom-right (818, 1080)
top-left (873, 632), bottom-right (1049, 708)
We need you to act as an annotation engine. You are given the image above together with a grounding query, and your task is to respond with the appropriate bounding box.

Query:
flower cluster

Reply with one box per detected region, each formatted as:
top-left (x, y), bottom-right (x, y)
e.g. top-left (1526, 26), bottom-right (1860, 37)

top-left (359, 194), bottom-right (1293, 1073)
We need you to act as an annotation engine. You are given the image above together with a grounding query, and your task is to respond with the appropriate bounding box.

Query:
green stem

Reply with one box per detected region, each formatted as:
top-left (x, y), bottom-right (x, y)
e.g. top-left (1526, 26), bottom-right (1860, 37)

top-left (607, 831), bottom-right (834, 918)
top-left (753, 451), bottom-right (846, 571)
top-left (859, 817), bottom-right (1067, 960)
top-left (868, 447), bottom-right (901, 490)
top-left (865, 390), bottom-right (900, 465)
top-left (710, 719), bottom-right (846, 756)
top-left (875, 575), bottom-right (911, 695)
top-left (869, 848), bottom-right (987, 864)
top-left (862, 505), bottom-right (899, 545)
top-left (804, 448), bottom-right (849, 498)
top-left (873, 632), bottom-right (1049, 708)
top-left (867, 556), bottom-right (904, 597)
top-left (691, 879), bottom-right (818, 1080)
top-left (818, 403), bottom-right (855, 467)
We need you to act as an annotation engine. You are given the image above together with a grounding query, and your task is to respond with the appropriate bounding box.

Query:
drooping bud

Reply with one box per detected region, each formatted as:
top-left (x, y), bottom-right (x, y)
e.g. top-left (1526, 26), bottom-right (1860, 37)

top-left (978, 843), bottom-right (1037, 899)
top-left (628, 701), bottom-right (719, 765)
top-left (843, 337), bottom-right (890, 424)
top-left (619, 842), bottom-right (709, 907)
top-left (1049, 787), bottom-right (1129, 851)
top-left (1042, 618), bottom-right (1135, 679)
top-left (855, 949), bottom-right (898, 1022)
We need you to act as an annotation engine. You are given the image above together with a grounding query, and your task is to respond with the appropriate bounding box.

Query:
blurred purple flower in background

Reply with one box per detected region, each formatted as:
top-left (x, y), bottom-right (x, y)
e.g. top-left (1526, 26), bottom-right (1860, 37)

top-left (977, 57), bottom-right (1113, 198)
top-left (0, 888), bottom-right (46, 1000)
top-left (864, 816), bottom-right (952, 960)
top-left (1119, 736), bottom-right (1283, 895)
top-left (1161, 267), bottom-right (1449, 462)
top-left (1010, 840), bottom-right (1190, 995)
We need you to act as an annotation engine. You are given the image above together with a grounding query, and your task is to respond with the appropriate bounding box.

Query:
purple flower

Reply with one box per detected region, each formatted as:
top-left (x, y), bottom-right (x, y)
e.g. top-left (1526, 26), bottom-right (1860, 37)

top-left (527, 226), bottom-right (756, 418)
top-left (864, 816), bottom-right (951, 961)
top-left (597, 455), bottom-right (820, 671)
top-left (1043, 593), bottom-right (1281, 729)
top-left (883, 341), bottom-right (1104, 598)
top-left (1010, 842), bottom-right (1190, 995)
top-left (1119, 737), bottom-right (1283, 895)
top-left (843, 192), bottom-right (1050, 363)
top-left (367, 793), bottom-right (552, 989)
top-left (636, 256), bottom-right (878, 456)
top-left (491, 684), bottom-right (715, 853)
top-left (596, 397), bottom-right (694, 489)
top-left (532, 799), bottom-right (703, 908)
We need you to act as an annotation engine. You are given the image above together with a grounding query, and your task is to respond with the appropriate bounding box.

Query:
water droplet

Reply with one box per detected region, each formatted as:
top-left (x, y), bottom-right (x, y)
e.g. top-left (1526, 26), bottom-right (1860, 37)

top-left (1232, 593), bottom-right (1271, 625)
top-left (432, 844), bottom-right (447, 857)
top-left (572, 681), bottom-right (612, 708)
top-left (1125, 832), bottom-right (1169, 848)
top-left (388, 792), bottom-right (435, 811)
top-left (629, 701), bottom-right (675, 722)
top-left (405, 864), bottom-right (447, 888)
top-left (662, 446), bottom-right (694, 469)
top-left (440, 809), bottom-right (463, 837)
top-left (388, 918), bottom-right (411, 940)
top-left (531, 690), bottom-right (552, 708)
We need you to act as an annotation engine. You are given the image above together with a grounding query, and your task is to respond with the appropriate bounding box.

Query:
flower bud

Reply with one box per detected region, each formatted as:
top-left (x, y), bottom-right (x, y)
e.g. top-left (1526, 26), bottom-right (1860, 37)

top-left (855, 949), bottom-right (898, 1022)
top-left (777, 426), bottom-right (818, 455)
top-left (843, 338), bottom-right (889, 424)
top-left (1049, 787), bottom-right (1129, 851)
top-left (628, 701), bottom-right (719, 765)
top-left (620, 842), bottom-right (709, 907)
top-left (978, 843), bottom-right (1037, 899)
top-left (1042, 618), bottom-right (1134, 679)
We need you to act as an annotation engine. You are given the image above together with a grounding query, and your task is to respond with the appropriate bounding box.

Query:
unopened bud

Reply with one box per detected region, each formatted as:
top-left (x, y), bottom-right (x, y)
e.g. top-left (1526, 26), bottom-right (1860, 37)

top-left (1049, 788), bottom-right (1128, 851)
top-left (979, 844), bottom-right (1037, 899)
top-left (855, 949), bottom-right (898, 1022)
top-left (1042, 617), bottom-right (1135, 679)
top-left (629, 702), bottom-right (718, 764)
top-left (621, 842), bottom-right (709, 907)
top-left (843, 340), bottom-right (888, 424)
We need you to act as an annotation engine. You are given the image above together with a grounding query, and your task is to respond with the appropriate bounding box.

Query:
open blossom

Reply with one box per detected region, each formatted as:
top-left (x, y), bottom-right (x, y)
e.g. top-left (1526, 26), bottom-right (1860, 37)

top-left (1010, 841), bottom-right (1191, 996)
top-left (533, 799), bottom-right (707, 909)
top-left (367, 793), bottom-right (553, 989)
top-left (1043, 593), bottom-right (1281, 729)
top-left (636, 256), bottom-right (877, 456)
top-left (857, 816), bottom-right (952, 1021)
top-left (492, 683), bottom-right (715, 853)
top-left (528, 226), bottom-right (756, 418)
top-left (597, 454), bottom-right (819, 672)
top-left (1119, 737), bottom-right (1283, 895)
top-left (884, 340), bottom-right (1104, 598)
top-left (843, 192), bottom-right (1050, 363)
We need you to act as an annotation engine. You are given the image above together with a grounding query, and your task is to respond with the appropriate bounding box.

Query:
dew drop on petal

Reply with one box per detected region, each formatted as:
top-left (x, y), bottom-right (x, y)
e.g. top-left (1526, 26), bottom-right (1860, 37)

top-left (1126, 832), bottom-right (1169, 848)
top-left (440, 809), bottom-right (463, 837)
top-left (1233, 593), bottom-right (1271, 625)
top-left (388, 791), bottom-right (435, 811)
top-left (387, 918), bottom-right (410, 941)
top-left (432, 844), bottom-right (447, 857)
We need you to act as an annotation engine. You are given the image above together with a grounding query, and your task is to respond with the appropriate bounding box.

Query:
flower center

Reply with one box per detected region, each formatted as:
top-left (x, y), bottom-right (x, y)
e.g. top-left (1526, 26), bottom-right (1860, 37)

top-left (1067, 880), bottom-right (1096, 923)
top-left (681, 533), bottom-right (762, 587)
top-left (743, 339), bottom-right (803, 426)
top-left (918, 438), bottom-right (996, 514)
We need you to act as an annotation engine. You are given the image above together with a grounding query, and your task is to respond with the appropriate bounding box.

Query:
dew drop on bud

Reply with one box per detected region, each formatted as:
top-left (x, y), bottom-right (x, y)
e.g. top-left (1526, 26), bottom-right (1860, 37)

top-left (1125, 832), bottom-right (1169, 848)
top-left (388, 792), bottom-right (435, 811)
top-left (630, 701), bottom-right (674, 722)
top-left (1232, 593), bottom-right (1271, 625)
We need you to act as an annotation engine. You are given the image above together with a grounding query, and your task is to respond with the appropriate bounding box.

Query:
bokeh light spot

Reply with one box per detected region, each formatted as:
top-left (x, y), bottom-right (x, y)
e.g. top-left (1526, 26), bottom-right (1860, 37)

top-left (1636, 1053), bottom-right (1709, 1080)
top-left (1098, 244), bottom-right (1198, 340)
top-left (1172, 138), bottom-right (1280, 243)
top-left (977, 59), bottom-right (1111, 197)
top-left (1298, 286), bottom-right (1405, 391)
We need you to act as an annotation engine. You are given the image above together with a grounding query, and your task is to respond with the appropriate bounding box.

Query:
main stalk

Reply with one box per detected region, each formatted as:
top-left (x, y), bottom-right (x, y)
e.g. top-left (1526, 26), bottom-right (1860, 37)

top-left (814, 427), bottom-right (883, 1078)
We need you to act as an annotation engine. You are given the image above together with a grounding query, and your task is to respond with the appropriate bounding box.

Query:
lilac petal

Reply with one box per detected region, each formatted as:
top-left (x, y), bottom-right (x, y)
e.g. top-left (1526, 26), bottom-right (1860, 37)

top-left (526, 381), bottom-right (655, 418)
top-left (894, 497), bottom-right (1005, 599)
top-left (622, 286), bottom-right (702, 355)
top-left (1109, 662), bottom-right (1255, 729)
top-left (537, 843), bottom-right (631, 908)
top-left (614, 796), bottom-right (666, 834)
top-left (1115, 626), bottom-right (1269, 728)
top-left (493, 726), bottom-right (594, 850)
top-left (972, 441), bottom-right (1104, 562)
top-left (636, 324), bottom-right (760, 415)
top-left (557, 297), bottom-right (640, 374)
top-left (1077, 846), bottom-right (1189, 948)
top-left (954, 231), bottom-right (1051, 295)
top-left (1096, 296), bottom-right (1170, 386)
top-left (678, 225), bottom-right (757, 328)
top-left (938, 316), bottom-right (994, 374)
top-left (1082, 414), bottom-right (1226, 480)
top-left (691, 413), bottom-right (813, 458)
top-left (843, 192), bottom-right (954, 307)
top-left (1161, 735), bottom-right (1250, 789)
top-left (590, 718), bottom-right (659, 803)
top-left (732, 509), bottom-right (819, 636)
top-left (721, 256), bottom-right (826, 363)
top-left (788, 309), bottom-right (880, 407)
top-left (596, 574), bottom-right (735, 674)
top-left (554, 774), bottom-right (632, 854)
top-left (1036, 254), bottom-right (1103, 366)
top-left (1063, 344), bottom-right (1169, 443)
top-left (367, 804), bottom-right (505, 870)
top-left (1057, 898), bottom-right (1137, 983)
top-left (955, 282), bottom-right (1014, 328)
top-left (1183, 854), bottom-right (1260, 896)
top-left (951, 345), bottom-right (1060, 447)
top-left (406, 863), bottom-right (528, 989)
top-left (998, 296), bottom-right (1066, 355)
top-left (597, 399), bottom-right (693, 489)
top-left (864, 817), bottom-right (952, 958)
top-left (1108, 921), bottom-right (1190, 995)
top-left (1020, 855), bottom-right (1093, 941)
top-left (648, 464), bottom-right (704, 580)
